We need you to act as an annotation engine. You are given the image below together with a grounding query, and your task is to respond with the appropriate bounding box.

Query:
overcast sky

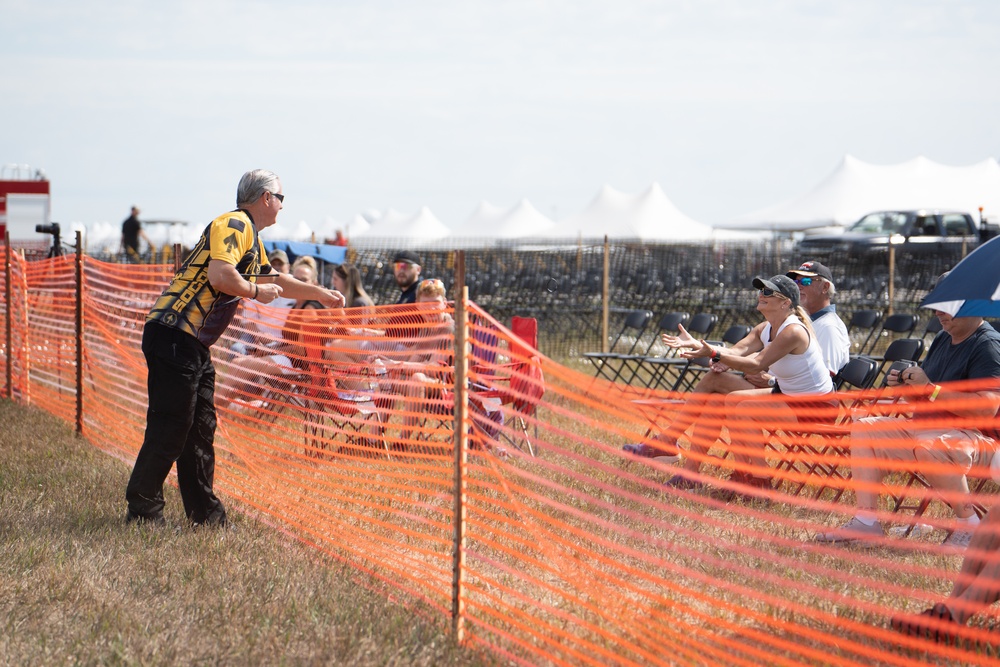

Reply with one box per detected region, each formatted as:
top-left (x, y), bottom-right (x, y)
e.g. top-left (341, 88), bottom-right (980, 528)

top-left (2, 0), bottom-right (998, 238)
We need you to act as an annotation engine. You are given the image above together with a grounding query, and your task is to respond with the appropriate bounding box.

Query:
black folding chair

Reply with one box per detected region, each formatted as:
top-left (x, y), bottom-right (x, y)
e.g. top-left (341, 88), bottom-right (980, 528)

top-left (920, 316), bottom-right (943, 345)
top-left (771, 355), bottom-right (881, 501)
top-left (847, 309), bottom-right (883, 357)
top-left (663, 321), bottom-right (746, 394)
top-left (641, 313), bottom-right (719, 390)
top-left (872, 338), bottom-right (925, 385)
top-left (618, 311), bottom-right (690, 385)
top-left (833, 355), bottom-right (881, 390)
top-left (866, 313), bottom-right (919, 360)
top-left (583, 309), bottom-right (653, 382)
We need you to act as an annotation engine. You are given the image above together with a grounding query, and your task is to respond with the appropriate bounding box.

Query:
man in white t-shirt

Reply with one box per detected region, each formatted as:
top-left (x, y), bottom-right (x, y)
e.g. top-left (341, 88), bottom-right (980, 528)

top-left (785, 260), bottom-right (850, 375)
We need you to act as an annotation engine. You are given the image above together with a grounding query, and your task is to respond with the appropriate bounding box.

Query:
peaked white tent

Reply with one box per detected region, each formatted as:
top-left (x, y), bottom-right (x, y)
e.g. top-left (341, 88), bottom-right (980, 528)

top-left (353, 206), bottom-right (451, 242)
top-left (439, 199), bottom-right (556, 248)
top-left (546, 182), bottom-right (716, 241)
top-left (307, 214), bottom-right (352, 243)
top-left (721, 155), bottom-right (1000, 231)
top-left (450, 199), bottom-right (555, 239)
top-left (266, 218), bottom-right (317, 242)
top-left (343, 213), bottom-right (372, 238)
top-left (462, 200), bottom-right (507, 230)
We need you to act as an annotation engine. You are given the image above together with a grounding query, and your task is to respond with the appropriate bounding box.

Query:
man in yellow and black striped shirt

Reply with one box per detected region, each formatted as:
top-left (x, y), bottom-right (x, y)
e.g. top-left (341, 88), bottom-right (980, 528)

top-left (126, 169), bottom-right (344, 527)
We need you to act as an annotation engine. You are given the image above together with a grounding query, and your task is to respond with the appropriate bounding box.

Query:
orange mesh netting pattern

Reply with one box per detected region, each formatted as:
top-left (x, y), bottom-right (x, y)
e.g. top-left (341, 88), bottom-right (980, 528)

top-left (3, 253), bottom-right (1000, 666)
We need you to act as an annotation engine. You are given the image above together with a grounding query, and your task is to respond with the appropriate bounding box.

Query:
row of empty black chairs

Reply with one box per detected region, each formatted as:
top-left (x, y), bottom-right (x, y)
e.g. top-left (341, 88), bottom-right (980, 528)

top-left (630, 313), bottom-right (724, 389)
top-left (659, 323), bottom-right (752, 392)
top-left (585, 310), bottom-right (710, 386)
top-left (586, 310), bottom-right (762, 391)
top-left (584, 309), bottom-right (655, 383)
top-left (846, 310), bottom-right (947, 359)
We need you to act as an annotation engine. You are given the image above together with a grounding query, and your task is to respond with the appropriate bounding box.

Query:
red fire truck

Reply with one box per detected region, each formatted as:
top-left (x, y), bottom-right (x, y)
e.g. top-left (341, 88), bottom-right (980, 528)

top-left (0, 164), bottom-right (51, 243)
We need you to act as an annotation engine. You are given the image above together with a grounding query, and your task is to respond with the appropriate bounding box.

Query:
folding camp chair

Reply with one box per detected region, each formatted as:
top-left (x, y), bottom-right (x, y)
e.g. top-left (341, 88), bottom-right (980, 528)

top-left (511, 315), bottom-right (539, 358)
top-left (300, 365), bottom-right (389, 459)
top-left (473, 316), bottom-right (545, 455)
top-left (584, 309), bottom-right (653, 382)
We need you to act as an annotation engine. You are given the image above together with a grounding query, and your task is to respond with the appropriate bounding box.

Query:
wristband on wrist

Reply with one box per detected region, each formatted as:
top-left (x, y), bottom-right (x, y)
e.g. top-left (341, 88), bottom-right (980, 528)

top-left (252, 283), bottom-right (258, 300)
top-left (928, 384), bottom-right (942, 402)
top-left (711, 349), bottom-right (722, 364)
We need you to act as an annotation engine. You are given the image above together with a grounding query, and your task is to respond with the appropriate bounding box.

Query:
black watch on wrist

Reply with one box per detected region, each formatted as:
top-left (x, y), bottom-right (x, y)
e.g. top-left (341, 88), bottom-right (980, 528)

top-left (711, 349), bottom-right (722, 364)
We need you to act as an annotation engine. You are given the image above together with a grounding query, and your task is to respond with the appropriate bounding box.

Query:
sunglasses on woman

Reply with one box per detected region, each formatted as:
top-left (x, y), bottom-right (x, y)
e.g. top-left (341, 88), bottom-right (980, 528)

top-left (759, 288), bottom-right (788, 299)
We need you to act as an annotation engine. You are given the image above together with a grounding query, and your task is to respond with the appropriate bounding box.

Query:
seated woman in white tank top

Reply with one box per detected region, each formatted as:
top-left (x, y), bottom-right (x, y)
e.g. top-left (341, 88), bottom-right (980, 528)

top-left (666, 274), bottom-right (834, 499)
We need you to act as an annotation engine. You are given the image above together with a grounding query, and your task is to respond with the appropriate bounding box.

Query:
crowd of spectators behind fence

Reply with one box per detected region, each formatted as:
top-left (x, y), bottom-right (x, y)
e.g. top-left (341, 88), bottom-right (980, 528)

top-left (96, 232), bottom-right (973, 361)
top-left (30, 190), bottom-right (1000, 644)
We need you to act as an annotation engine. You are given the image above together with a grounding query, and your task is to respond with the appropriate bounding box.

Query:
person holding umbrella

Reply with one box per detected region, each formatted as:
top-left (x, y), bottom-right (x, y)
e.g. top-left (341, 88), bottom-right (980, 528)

top-left (815, 270), bottom-right (1000, 549)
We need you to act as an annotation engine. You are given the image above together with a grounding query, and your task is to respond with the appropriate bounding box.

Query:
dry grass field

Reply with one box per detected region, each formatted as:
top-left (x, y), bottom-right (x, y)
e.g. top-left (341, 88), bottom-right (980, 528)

top-left (0, 399), bottom-right (494, 667)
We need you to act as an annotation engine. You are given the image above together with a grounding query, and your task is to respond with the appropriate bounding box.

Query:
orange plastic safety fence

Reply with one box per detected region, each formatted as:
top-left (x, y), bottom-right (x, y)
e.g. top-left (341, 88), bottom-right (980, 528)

top-left (3, 255), bottom-right (1000, 666)
top-left (1, 248), bottom-right (29, 400)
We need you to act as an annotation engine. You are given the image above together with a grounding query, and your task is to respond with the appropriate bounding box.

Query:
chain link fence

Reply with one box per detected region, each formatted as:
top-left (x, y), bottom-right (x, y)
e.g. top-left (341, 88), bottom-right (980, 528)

top-left (345, 240), bottom-right (968, 360)
top-left (83, 238), bottom-right (970, 361)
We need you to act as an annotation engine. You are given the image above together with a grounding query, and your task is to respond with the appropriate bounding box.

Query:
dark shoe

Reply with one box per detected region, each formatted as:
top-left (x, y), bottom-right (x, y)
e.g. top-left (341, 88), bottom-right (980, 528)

top-left (125, 510), bottom-right (166, 526)
top-left (890, 603), bottom-right (958, 643)
top-left (192, 520), bottom-right (236, 531)
top-left (713, 472), bottom-right (772, 503)
top-left (623, 442), bottom-right (681, 463)
top-left (664, 473), bottom-right (704, 492)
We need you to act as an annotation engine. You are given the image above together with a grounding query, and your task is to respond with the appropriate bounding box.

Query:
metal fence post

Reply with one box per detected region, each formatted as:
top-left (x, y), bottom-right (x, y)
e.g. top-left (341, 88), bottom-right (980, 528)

top-left (451, 251), bottom-right (469, 643)
top-left (75, 230), bottom-right (84, 435)
top-left (887, 242), bottom-right (895, 316)
top-left (602, 235), bottom-right (609, 353)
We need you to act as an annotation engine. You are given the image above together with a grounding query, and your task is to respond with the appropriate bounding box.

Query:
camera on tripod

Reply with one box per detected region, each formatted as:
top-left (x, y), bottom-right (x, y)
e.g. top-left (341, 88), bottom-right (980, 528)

top-left (35, 222), bottom-right (64, 257)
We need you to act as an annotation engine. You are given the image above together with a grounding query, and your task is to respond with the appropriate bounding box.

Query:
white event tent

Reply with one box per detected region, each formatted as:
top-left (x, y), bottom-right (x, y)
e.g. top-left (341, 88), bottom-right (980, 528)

top-left (344, 213), bottom-right (372, 238)
top-left (546, 182), bottom-right (717, 241)
top-left (445, 199), bottom-right (556, 246)
top-left (352, 206), bottom-right (451, 245)
top-left (720, 155), bottom-right (1000, 232)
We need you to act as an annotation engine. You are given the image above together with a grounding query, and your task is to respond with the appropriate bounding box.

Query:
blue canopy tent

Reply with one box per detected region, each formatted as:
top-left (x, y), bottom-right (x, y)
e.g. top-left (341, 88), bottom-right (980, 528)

top-left (263, 241), bottom-right (347, 286)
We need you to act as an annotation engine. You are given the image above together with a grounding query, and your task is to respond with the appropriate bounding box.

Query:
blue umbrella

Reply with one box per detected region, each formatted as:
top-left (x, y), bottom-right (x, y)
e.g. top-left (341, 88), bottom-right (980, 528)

top-left (921, 235), bottom-right (1000, 316)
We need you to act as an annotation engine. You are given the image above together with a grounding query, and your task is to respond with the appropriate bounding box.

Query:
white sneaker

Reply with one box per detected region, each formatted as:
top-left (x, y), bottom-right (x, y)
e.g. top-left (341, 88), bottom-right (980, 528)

top-left (942, 529), bottom-right (974, 550)
top-left (814, 517), bottom-right (885, 544)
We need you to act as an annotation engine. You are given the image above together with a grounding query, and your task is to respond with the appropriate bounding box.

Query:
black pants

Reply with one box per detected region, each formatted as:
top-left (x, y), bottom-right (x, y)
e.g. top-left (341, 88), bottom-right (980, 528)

top-left (126, 322), bottom-right (226, 524)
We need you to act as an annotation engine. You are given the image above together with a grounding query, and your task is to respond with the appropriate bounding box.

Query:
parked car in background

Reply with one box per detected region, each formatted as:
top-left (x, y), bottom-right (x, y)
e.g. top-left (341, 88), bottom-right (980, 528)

top-left (796, 210), bottom-right (998, 259)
